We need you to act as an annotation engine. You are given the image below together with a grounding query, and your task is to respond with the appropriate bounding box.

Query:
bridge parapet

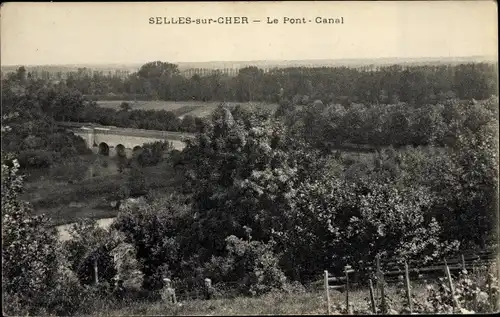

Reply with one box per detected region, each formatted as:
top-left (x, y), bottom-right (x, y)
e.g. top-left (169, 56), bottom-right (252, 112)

top-left (87, 128), bottom-right (194, 141)
top-left (69, 125), bottom-right (195, 140)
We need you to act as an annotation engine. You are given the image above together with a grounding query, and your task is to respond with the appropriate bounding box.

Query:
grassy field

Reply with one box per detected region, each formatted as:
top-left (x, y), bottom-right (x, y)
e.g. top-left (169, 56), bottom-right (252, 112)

top-left (83, 283), bottom-right (429, 316)
top-left (96, 100), bottom-right (278, 118)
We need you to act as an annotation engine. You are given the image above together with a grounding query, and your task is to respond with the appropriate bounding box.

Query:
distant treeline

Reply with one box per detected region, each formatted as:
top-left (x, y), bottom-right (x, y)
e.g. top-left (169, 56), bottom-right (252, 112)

top-left (7, 61), bottom-right (498, 105)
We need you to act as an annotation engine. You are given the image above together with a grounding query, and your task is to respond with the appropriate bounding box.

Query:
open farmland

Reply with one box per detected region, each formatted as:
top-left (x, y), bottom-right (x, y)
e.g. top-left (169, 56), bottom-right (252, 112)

top-left (96, 100), bottom-right (279, 118)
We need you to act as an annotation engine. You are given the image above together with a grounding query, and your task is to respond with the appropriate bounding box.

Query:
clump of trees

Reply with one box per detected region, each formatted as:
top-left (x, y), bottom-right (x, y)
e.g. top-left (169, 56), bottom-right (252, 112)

top-left (79, 101), bottom-right (207, 133)
top-left (131, 141), bottom-right (173, 167)
top-left (1, 67), bottom-right (91, 169)
top-left (279, 96), bottom-right (499, 149)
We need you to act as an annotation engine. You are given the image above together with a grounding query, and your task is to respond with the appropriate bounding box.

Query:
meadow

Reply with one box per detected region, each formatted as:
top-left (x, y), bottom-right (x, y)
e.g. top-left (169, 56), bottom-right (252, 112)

top-left (76, 283), bottom-right (441, 316)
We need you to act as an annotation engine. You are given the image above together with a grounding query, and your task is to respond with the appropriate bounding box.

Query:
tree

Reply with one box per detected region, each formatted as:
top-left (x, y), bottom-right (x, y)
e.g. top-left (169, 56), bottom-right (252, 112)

top-left (134, 141), bottom-right (172, 167)
top-left (2, 158), bottom-right (60, 312)
top-left (120, 101), bottom-right (132, 112)
top-left (136, 61), bottom-right (180, 100)
top-left (179, 105), bottom-right (321, 266)
top-left (236, 67), bottom-right (264, 101)
top-left (127, 163), bottom-right (147, 196)
top-left (111, 194), bottom-right (186, 291)
top-left (63, 218), bottom-right (118, 286)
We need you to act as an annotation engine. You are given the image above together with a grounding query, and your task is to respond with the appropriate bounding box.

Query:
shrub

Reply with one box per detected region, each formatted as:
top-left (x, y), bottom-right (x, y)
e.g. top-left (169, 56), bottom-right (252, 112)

top-left (417, 265), bottom-right (499, 314)
top-left (18, 150), bottom-right (54, 168)
top-left (110, 238), bottom-right (144, 291)
top-left (112, 194), bottom-right (187, 291)
top-left (204, 235), bottom-right (287, 296)
top-left (127, 163), bottom-right (147, 196)
top-left (63, 218), bottom-right (119, 287)
top-left (135, 141), bottom-right (173, 167)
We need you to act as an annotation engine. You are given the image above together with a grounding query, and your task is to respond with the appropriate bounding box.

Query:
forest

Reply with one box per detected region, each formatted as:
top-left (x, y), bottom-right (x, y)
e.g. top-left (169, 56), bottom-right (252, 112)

top-left (16, 61), bottom-right (498, 104)
top-left (1, 61), bottom-right (499, 315)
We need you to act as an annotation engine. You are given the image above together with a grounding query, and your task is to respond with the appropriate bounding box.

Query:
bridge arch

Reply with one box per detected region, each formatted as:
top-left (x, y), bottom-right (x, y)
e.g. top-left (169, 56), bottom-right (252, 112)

top-left (98, 142), bottom-right (110, 156)
top-left (132, 145), bottom-right (143, 155)
top-left (115, 144), bottom-right (126, 158)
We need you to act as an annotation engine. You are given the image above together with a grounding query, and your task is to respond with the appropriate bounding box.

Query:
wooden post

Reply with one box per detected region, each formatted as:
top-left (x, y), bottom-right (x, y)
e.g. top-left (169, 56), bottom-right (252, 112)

top-left (404, 261), bottom-right (413, 314)
top-left (204, 278), bottom-right (213, 300)
top-left (376, 254), bottom-right (386, 314)
top-left (444, 260), bottom-right (459, 310)
top-left (324, 270), bottom-right (331, 315)
top-left (345, 267), bottom-right (350, 314)
top-left (162, 278), bottom-right (177, 304)
top-left (461, 254), bottom-right (466, 271)
top-left (94, 257), bottom-right (99, 285)
top-left (368, 279), bottom-right (377, 314)
top-left (488, 273), bottom-right (493, 309)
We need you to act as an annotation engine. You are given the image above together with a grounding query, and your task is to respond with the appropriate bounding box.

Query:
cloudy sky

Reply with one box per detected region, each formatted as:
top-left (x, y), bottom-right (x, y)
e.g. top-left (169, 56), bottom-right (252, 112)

top-left (1, 1), bottom-right (497, 65)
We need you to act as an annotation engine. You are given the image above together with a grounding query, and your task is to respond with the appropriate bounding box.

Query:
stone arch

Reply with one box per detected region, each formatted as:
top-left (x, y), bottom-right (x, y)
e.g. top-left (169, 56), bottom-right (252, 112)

top-left (132, 145), bottom-right (143, 157)
top-left (115, 144), bottom-right (126, 158)
top-left (98, 142), bottom-right (110, 156)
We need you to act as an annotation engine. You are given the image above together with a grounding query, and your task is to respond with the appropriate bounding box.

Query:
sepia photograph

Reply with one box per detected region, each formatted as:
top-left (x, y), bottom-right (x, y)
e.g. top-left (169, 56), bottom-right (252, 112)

top-left (1, 1), bottom-right (499, 315)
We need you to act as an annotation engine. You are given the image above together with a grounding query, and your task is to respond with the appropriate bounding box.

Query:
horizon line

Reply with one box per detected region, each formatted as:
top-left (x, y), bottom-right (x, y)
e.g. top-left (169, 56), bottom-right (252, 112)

top-left (1, 54), bottom-right (497, 68)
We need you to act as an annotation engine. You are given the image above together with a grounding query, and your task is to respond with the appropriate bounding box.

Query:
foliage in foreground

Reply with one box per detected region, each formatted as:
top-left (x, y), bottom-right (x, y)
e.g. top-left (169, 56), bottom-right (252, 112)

top-left (2, 94), bottom-right (498, 315)
top-left (1, 158), bottom-right (86, 316)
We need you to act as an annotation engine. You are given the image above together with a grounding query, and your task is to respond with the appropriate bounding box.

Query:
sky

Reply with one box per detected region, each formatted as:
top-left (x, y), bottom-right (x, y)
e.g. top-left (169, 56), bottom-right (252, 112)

top-left (1, 1), bottom-right (498, 66)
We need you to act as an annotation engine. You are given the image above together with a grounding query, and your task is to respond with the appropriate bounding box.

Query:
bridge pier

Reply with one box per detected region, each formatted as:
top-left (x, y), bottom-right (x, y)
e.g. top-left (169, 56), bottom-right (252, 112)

top-left (81, 127), bottom-right (96, 149)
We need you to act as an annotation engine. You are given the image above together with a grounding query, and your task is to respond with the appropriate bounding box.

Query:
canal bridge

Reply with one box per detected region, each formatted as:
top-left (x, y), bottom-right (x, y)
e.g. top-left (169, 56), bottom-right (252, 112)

top-left (60, 122), bottom-right (195, 157)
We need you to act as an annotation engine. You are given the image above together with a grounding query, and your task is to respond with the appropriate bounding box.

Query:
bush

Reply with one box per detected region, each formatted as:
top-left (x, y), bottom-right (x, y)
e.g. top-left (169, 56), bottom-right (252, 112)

top-left (112, 194), bottom-right (187, 291)
top-left (410, 265), bottom-right (499, 314)
top-left (18, 150), bottom-right (54, 168)
top-left (110, 239), bottom-right (144, 291)
top-left (127, 164), bottom-right (147, 196)
top-left (135, 141), bottom-right (173, 167)
top-left (63, 218), bottom-right (119, 287)
top-left (204, 235), bottom-right (287, 296)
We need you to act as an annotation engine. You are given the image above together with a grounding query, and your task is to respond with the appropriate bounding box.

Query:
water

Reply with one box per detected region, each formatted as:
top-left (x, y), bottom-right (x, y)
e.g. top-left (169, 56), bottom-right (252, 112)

top-left (56, 217), bottom-right (116, 241)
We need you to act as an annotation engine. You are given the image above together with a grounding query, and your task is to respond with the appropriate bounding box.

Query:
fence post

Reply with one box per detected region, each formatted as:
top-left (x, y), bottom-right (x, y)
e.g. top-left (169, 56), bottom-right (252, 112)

top-left (376, 254), bottom-right (387, 314)
top-left (368, 279), bottom-right (377, 314)
top-left (204, 278), bottom-right (213, 300)
top-left (324, 270), bottom-right (331, 315)
top-left (345, 267), bottom-right (350, 314)
top-left (444, 259), bottom-right (459, 311)
top-left (162, 278), bottom-right (177, 304)
top-left (461, 254), bottom-right (466, 271)
top-left (404, 261), bottom-right (413, 314)
top-left (345, 265), bottom-right (353, 314)
top-left (94, 257), bottom-right (99, 285)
